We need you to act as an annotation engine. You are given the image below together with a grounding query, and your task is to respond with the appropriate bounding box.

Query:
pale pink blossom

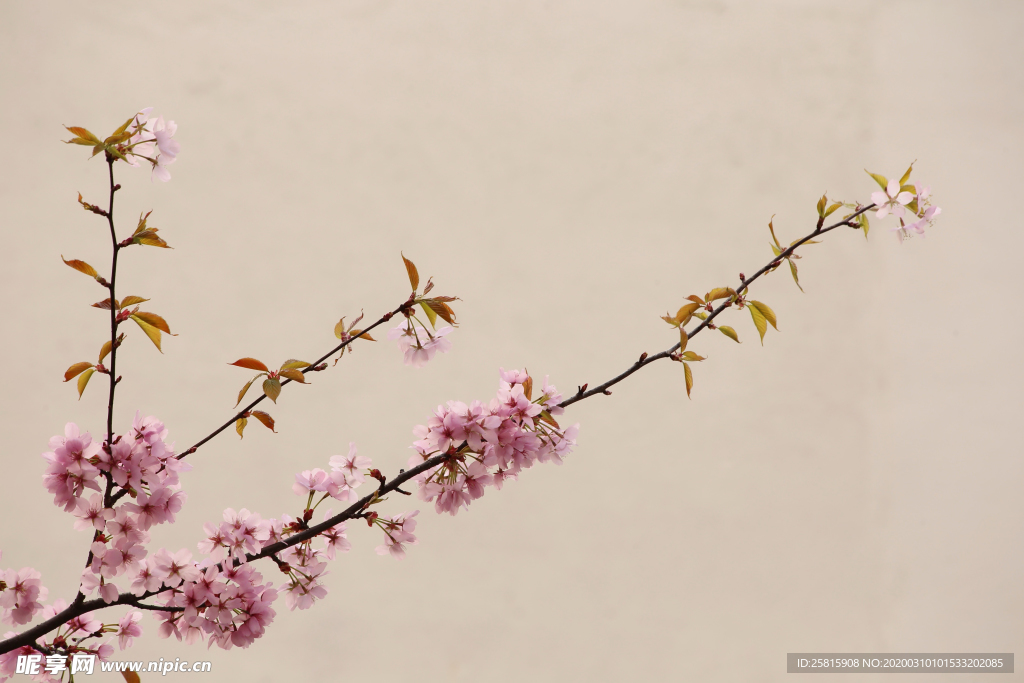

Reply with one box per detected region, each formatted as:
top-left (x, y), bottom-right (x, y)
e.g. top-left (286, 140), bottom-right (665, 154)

top-left (872, 179), bottom-right (914, 219)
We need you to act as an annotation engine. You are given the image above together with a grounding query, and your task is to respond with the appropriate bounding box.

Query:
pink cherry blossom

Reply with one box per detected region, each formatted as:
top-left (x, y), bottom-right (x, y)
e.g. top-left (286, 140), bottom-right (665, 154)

top-left (153, 548), bottom-right (201, 587)
top-left (72, 494), bottom-right (113, 532)
top-left (129, 558), bottom-right (163, 596)
top-left (117, 610), bottom-right (143, 650)
top-left (0, 567), bottom-right (48, 626)
top-left (328, 442), bottom-right (372, 486)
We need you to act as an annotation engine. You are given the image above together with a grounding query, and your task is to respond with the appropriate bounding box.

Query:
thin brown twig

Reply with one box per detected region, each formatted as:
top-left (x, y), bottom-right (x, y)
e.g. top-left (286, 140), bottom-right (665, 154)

top-left (558, 205), bottom-right (874, 408)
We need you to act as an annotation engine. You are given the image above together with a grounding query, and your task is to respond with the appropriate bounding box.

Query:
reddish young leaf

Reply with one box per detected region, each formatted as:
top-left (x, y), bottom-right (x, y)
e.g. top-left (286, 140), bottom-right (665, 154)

top-left (131, 212), bottom-right (171, 248)
top-left (425, 299), bottom-right (457, 325)
top-left (62, 256), bottom-right (99, 280)
top-left (64, 361), bottom-right (94, 382)
top-left (133, 311), bottom-right (173, 334)
top-left (401, 252), bottom-right (420, 291)
top-left (539, 410), bottom-right (560, 428)
top-left (92, 298), bottom-right (114, 310)
top-left (119, 295), bottom-right (149, 308)
top-left (279, 359), bottom-right (311, 371)
top-left (679, 327), bottom-right (688, 353)
top-left (251, 411), bottom-right (277, 432)
top-left (230, 358), bottom-right (269, 372)
top-left (98, 333), bottom-right (125, 364)
top-left (64, 126), bottom-right (101, 145)
top-left (523, 375), bottom-right (533, 400)
top-left (279, 369), bottom-right (307, 383)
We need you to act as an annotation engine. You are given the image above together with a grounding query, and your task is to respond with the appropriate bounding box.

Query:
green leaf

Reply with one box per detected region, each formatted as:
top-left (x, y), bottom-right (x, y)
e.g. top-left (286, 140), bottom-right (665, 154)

top-left (64, 361), bottom-right (94, 382)
top-left (749, 305), bottom-right (768, 344)
top-left (768, 215), bottom-right (781, 249)
top-left (706, 287), bottom-right (736, 302)
top-left (681, 351), bottom-right (705, 361)
top-left (788, 258), bottom-right (804, 292)
top-left (401, 252), bottom-right (420, 291)
top-left (816, 194), bottom-right (827, 218)
top-left (263, 377), bottom-right (282, 403)
top-left (77, 368), bottom-right (95, 399)
top-left (865, 169), bottom-right (888, 189)
top-left (683, 362), bottom-right (693, 398)
top-left (749, 300), bottom-right (778, 330)
top-left (419, 301), bottom-right (437, 328)
top-left (130, 314), bottom-right (163, 352)
top-left (824, 202), bottom-right (842, 218)
top-left (235, 416), bottom-right (247, 438)
top-left (898, 162), bottom-right (914, 186)
top-left (719, 326), bottom-right (740, 343)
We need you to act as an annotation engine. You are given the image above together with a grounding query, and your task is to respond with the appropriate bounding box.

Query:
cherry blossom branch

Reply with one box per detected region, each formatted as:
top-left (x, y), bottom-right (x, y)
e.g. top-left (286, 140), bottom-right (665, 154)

top-left (243, 453), bottom-right (446, 562)
top-left (0, 453), bottom-right (444, 655)
top-left (174, 295), bottom-right (416, 462)
top-left (558, 204), bottom-right (875, 409)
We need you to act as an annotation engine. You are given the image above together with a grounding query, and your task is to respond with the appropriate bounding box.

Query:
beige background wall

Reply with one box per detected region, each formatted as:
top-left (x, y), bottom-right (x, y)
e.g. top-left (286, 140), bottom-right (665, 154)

top-left (1, 1), bottom-right (1021, 681)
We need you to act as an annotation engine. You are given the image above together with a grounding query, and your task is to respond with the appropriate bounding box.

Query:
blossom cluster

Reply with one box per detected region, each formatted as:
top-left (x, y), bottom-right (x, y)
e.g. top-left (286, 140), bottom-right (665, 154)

top-left (406, 369), bottom-right (579, 523)
top-left (152, 444), bottom-right (374, 647)
top-left (388, 320), bottom-right (452, 367)
top-left (868, 168), bottom-right (941, 241)
top-left (124, 108), bottom-right (180, 182)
